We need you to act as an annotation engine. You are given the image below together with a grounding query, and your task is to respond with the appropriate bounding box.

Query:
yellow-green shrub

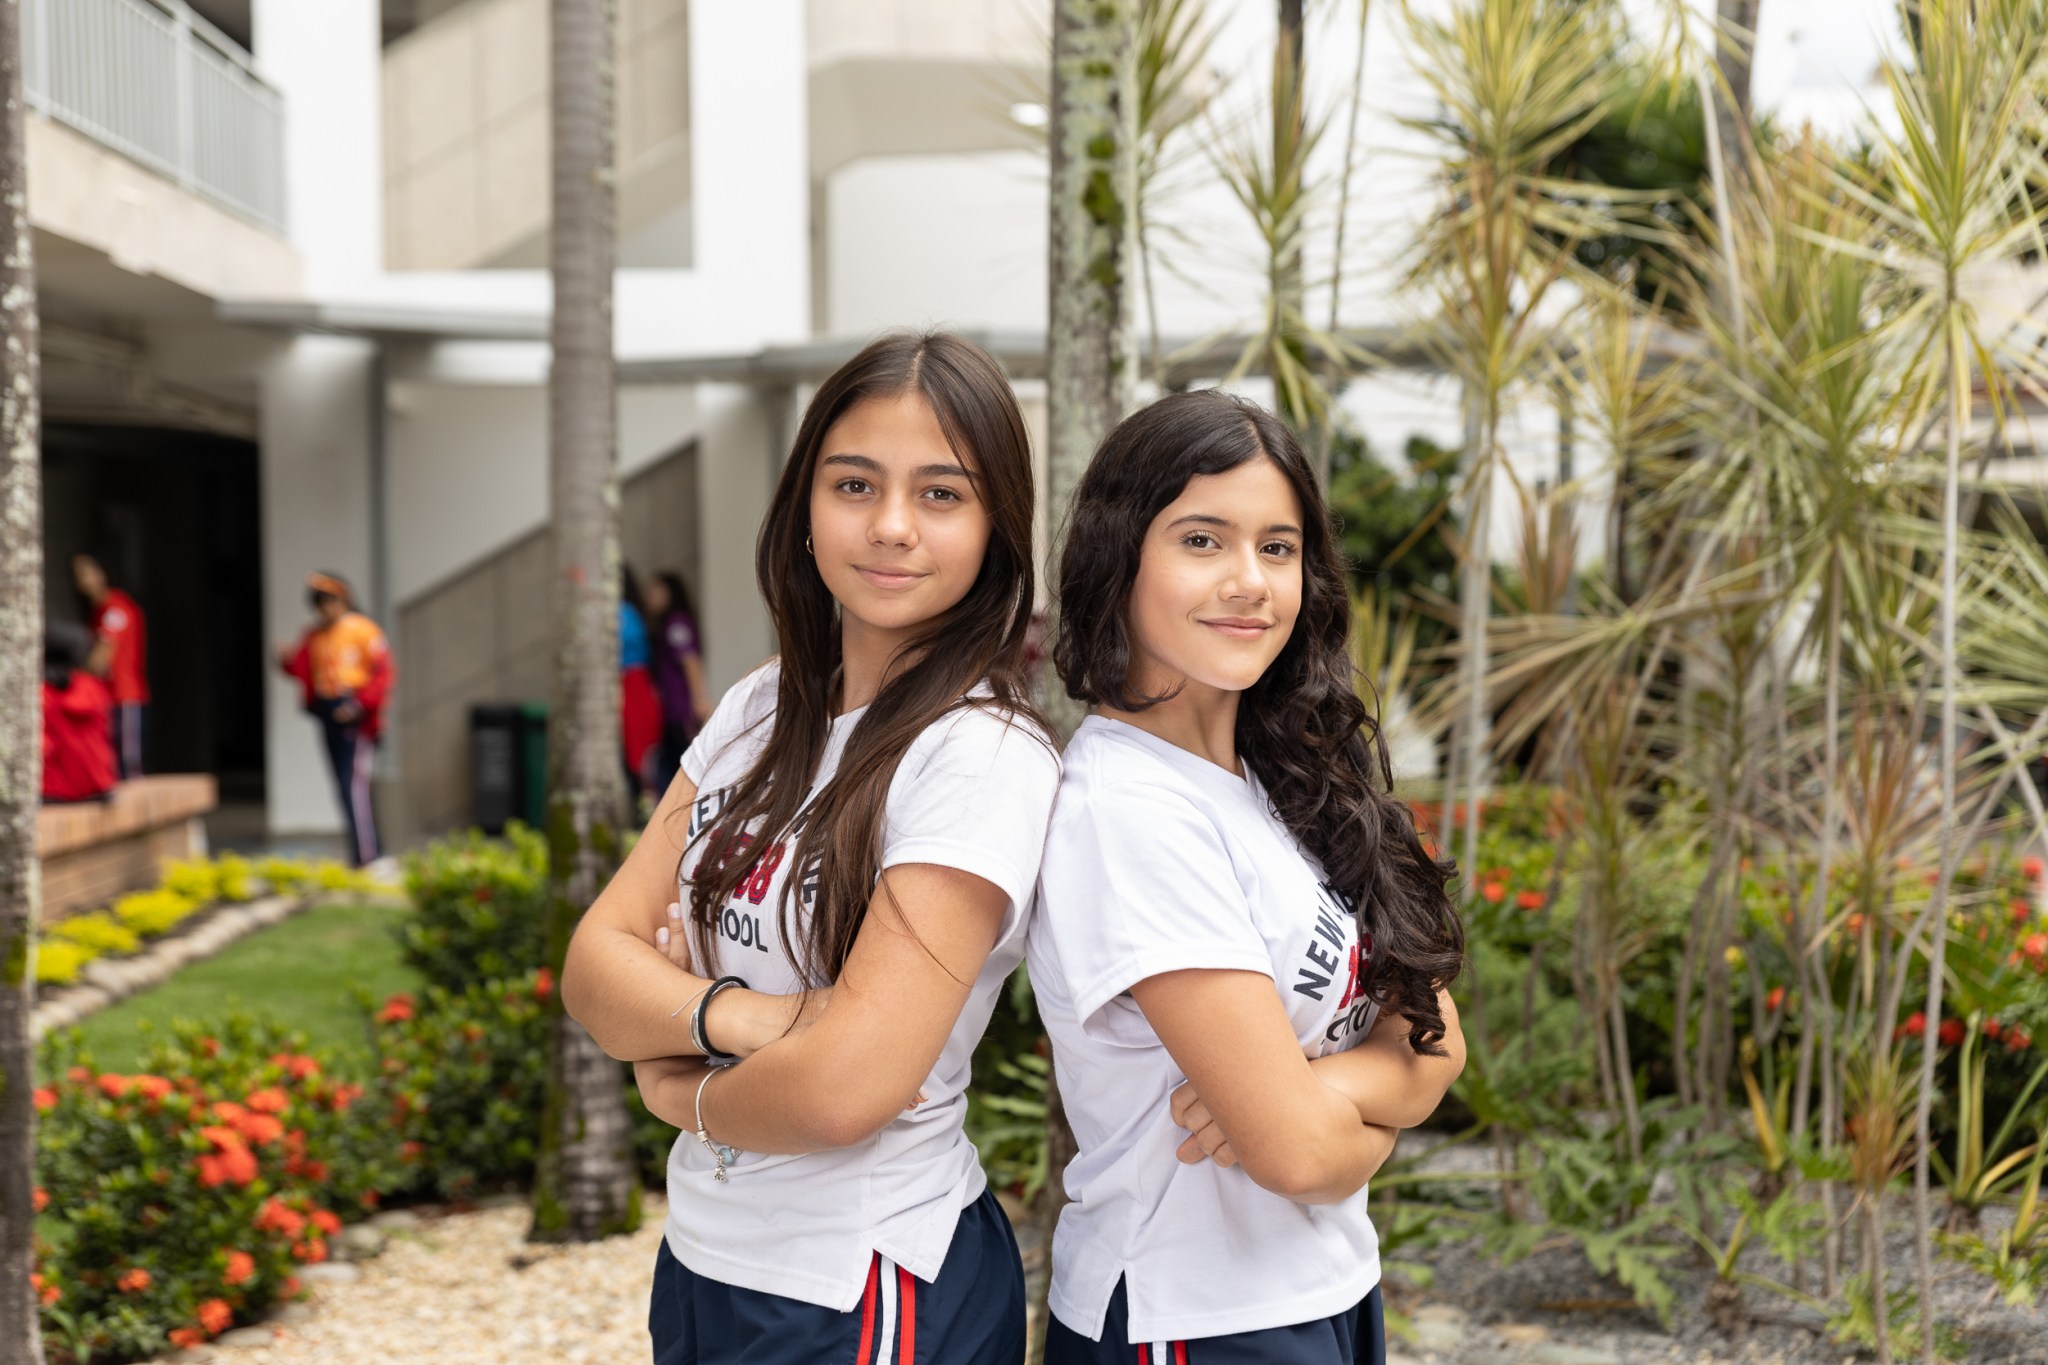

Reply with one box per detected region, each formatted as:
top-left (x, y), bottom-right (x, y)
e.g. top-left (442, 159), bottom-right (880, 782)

top-left (213, 853), bottom-right (256, 902)
top-left (35, 940), bottom-right (95, 986)
top-left (48, 912), bottom-right (141, 956)
top-left (111, 888), bottom-right (201, 938)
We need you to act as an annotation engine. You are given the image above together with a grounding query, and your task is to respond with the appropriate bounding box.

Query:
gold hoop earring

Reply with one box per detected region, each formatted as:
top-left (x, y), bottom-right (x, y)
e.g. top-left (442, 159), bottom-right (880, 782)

top-left (804, 533), bottom-right (814, 556)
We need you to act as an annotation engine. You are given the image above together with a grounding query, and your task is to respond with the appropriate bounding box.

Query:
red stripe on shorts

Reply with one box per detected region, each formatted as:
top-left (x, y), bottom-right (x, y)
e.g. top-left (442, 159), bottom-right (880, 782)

top-left (856, 1256), bottom-right (880, 1363)
top-left (898, 1266), bottom-right (917, 1363)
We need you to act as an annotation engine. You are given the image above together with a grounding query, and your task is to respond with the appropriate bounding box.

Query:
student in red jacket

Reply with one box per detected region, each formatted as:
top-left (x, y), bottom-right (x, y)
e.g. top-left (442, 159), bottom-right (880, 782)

top-left (44, 624), bottom-right (118, 804)
top-left (277, 571), bottom-right (395, 866)
top-left (73, 551), bottom-right (149, 779)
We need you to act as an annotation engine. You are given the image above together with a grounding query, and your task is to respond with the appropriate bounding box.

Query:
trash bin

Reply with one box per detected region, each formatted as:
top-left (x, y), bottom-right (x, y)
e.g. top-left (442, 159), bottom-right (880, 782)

top-left (471, 703), bottom-right (548, 834)
top-left (470, 705), bottom-right (520, 834)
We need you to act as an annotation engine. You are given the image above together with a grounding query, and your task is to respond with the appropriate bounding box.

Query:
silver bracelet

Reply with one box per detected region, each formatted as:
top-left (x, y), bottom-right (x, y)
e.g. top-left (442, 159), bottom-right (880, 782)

top-left (694, 1068), bottom-right (742, 1182)
top-left (670, 982), bottom-right (713, 1020)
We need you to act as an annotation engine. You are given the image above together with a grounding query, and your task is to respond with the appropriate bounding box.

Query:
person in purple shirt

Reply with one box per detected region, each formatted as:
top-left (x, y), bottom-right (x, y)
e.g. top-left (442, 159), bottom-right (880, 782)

top-left (645, 569), bottom-right (711, 796)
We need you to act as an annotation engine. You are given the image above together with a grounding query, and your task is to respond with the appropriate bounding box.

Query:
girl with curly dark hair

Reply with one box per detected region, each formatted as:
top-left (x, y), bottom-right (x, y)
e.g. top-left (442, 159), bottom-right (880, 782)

top-left (1029, 388), bottom-right (1468, 1365)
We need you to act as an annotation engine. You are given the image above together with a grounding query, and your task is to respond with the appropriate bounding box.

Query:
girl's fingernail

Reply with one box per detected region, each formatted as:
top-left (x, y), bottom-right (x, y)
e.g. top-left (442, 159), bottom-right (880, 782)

top-left (657, 927), bottom-right (669, 946)
top-left (667, 904), bottom-right (681, 919)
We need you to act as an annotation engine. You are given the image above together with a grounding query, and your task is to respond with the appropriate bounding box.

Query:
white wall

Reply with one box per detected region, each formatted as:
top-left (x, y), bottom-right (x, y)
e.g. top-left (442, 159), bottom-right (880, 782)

top-left (385, 380), bottom-right (701, 607)
top-left (251, 0), bottom-right (384, 292)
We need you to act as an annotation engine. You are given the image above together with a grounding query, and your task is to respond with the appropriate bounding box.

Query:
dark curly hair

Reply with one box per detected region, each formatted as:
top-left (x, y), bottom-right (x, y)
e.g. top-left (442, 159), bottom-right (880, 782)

top-left (1052, 389), bottom-right (1465, 1053)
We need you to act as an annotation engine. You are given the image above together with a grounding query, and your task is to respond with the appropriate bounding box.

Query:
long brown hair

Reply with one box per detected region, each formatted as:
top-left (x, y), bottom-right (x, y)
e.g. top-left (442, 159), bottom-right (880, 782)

top-left (1052, 390), bottom-right (1464, 1053)
top-left (685, 331), bottom-right (1044, 984)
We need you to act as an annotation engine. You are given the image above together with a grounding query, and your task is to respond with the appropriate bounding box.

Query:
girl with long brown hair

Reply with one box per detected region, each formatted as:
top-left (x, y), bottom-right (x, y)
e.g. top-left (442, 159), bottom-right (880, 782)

top-left (1028, 389), bottom-right (1467, 1365)
top-left (563, 332), bottom-right (1057, 1365)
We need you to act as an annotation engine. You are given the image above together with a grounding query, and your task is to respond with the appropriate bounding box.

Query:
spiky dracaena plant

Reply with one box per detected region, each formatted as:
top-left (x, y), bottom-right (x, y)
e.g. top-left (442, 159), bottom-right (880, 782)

top-left (1399, 0), bottom-right (1628, 898)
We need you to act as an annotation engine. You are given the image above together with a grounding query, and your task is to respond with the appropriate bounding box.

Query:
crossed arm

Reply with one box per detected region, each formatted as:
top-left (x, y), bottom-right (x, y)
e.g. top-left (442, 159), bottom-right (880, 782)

top-left (561, 770), bottom-right (1009, 1156)
top-left (1139, 974), bottom-right (1465, 1204)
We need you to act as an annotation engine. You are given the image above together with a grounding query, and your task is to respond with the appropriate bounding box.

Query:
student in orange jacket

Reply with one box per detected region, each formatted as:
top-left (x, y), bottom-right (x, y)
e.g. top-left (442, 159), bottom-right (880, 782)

top-left (278, 571), bottom-right (394, 866)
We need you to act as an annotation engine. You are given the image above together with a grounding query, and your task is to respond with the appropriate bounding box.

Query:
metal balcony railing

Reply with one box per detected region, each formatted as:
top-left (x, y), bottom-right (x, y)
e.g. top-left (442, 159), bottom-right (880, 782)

top-left (23, 0), bottom-right (286, 233)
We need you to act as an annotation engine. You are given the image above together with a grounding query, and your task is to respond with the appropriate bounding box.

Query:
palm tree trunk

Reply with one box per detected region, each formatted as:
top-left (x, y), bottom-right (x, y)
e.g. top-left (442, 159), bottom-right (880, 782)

top-left (1042, 1), bottom-right (1138, 1350)
top-left (532, 0), bottom-right (639, 1243)
top-left (1713, 1), bottom-right (1760, 184)
top-left (0, 0), bottom-right (42, 1351)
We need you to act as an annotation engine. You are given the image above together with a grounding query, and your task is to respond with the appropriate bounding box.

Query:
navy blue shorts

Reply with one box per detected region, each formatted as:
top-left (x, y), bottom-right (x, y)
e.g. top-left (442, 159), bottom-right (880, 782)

top-left (1044, 1277), bottom-right (1385, 1365)
top-left (649, 1186), bottom-right (1024, 1364)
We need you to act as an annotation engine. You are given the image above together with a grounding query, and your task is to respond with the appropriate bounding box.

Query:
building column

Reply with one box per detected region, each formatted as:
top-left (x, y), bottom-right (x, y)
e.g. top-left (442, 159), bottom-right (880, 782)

top-left (693, 384), bottom-right (785, 697)
top-left (260, 337), bottom-right (377, 836)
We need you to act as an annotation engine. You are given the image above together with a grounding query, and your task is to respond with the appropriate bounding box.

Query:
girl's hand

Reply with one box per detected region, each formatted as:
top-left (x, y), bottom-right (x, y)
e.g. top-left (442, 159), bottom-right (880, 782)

top-left (1169, 1079), bottom-right (1239, 1169)
top-left (652, 904), bottom-right (846, 1060)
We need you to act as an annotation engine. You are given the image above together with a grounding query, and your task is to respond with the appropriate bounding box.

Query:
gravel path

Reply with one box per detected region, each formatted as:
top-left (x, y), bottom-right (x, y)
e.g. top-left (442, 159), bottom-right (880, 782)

top-left (172, 1198), bottom-right (667, 1365)
top-left (161, 1183), bottom-right (2046, 1365)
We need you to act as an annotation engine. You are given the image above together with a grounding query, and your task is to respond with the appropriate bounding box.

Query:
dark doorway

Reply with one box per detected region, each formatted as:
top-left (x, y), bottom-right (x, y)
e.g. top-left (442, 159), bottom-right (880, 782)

top-left (41, 424), bottom-right (266, 802)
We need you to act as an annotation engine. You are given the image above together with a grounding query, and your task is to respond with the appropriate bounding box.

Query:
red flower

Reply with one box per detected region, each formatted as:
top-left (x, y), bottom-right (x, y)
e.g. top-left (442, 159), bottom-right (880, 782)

top-left (292, 1237), bottom-right (328, 1264)
top-left (474, 885), bottom-right (494, 903)
top-left (310, 1208), bottom-right (342, 1236)
top-left (535, 966), bottom-right (555, 999)
top-left (96, 1074), bottom-right (131, 1099)
top-left (29, 1273), bottom-right (59, 1306)
top-left (117, 1267), bottom-right (152, 1294)
top-left (211, 1100), bottom-right (248, 1124)
top-left (32, 1187), bottom-right (47, 1213)
top-left (133, 1075), bottom-right (174, 1103)
top-left (2010, 1029), bottom-right (2035, 1052)
top-left (254, 1198), bottom-right (306, 1239)
top-left (224, 1249), bottom-right (256, 1286)
top-left (1986, 1018), bottom-right (2005, 1041)
top-left (2025, 933), bottom-right (2048, 964)
top-left (31, 1087), bottom-right (54, 1113)
top-left (246, 1087), bottom-right (290, 1115)
top-left (197, 1298), bottom-right (233, 1335)
top-left (282, 1274), bottom-right (303, 1298)
top-left (197, 1035), bottom-right (220, 1058)
top-left (331, 1084), bottom-right (363, 1112)
top-left (1765, 986), bottom-right (1787, 1013)
top-left (169, 1328), bottom-right (205, 1350)
top-left (2024, 855), bottom-right (2044, 880)
top-left (400, 1140), bottom-right (426, 1163)
top-left (1481, 881), bottom-right (1506, 904)
top-left (1897, 1011), bottom-right (1927, 1040)
top-left (201, 1125), bottom-right (248, 1153)
top-left (1939, 1017), bottom-right (1967, 1048)
top-left (379, 994), bottom-right (416, 1024)
top-left (237, 1113), bottom-right (286, 1146)
top-left (1846, 913), bottom-right (1866, 934)
top-left (1515, 890), bottom-right (1546, 911)
top-left (197, 1148), bottom-right (259, 1187)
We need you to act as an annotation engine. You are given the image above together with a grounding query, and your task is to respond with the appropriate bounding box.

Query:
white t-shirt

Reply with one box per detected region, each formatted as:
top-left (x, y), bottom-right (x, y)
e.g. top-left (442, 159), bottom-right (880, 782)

top-left (1027, 716), bottom-right (1383, 1344)
top-left (663, 662), bottom-right (1060, 1310)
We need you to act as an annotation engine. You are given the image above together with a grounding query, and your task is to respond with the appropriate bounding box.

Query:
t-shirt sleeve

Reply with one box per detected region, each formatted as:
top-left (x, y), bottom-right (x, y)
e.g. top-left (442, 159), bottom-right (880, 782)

top-left (681, 663), bottom-right (774, 786)
top-left (1039, 782), bottom-right (1271, 1032)
top-left (880, 707), bottom-right (1060, 943)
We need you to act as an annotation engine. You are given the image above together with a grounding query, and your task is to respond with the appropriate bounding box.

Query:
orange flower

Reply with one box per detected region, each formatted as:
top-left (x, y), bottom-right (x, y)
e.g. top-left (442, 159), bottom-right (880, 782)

top-left (224, 1249), bottom-right (256, 1286)
top-left (32, 1087), bottom-right (55, 1113)
top-left (66, 1066), bottom-right (90, 1084)
top-left (96, 1074), bottom-right (132, 1099)
top-left (29, 1273), bottom-right (59, 1306)
top-left (2026, 932), bottom-right (2048, 963)
top-left (282, 1274), bottom-right (303, 1298)
top-left (2024, 855), bottom-right (2044, 880)
top-left (197, 1035), bottom-right (220, 1057)
top-left (201, 1146), bottom-right (259, 1187)
top-left (197, 1298), bottom-right (233, 1335)
top-left (379, 994), bottom-right (416, 1024)
top-left (534, 966), bottom-right (555, 999)
top-left (211, 1101), bottom-right (249, 1124)
top-left (201, 1125), bottom-right (248, 1153)
top-left (32, 1187), bottom-right (48, 1213)
top-left (1765, 986), bottom-right (1787, 1013)
top-left (310, 1208), bottom-right (342, 1236)
top-left (270, 1052), bottom-right (321, 1081)
top-left (117, 1267), bottom-right (152, 1294)
top-left (169, 1328), bottom-right (205, 1349)
top-left (1515, 890), bottom-right (1545, 911)
top-left (330, 1085), bottom-right (363, 1113)
top-left (255, 1198), bottom-right (306, 1239)
top-left (1480, 882), bottom-right (1506, 904)
top-left (133, 1075), bottom-right (174, 1102)
top-left (237, 1112), bottom-right (286, 1146)
top-left (292, 1237), bottom-right (328, 1264)
top-left (246, 1087), bottom-right (290, 1115)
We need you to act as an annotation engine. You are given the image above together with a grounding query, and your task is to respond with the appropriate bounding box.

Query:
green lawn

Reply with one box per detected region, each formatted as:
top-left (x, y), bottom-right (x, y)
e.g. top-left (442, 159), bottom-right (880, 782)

top-left (60, 899), bottom-right (423, 1074)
